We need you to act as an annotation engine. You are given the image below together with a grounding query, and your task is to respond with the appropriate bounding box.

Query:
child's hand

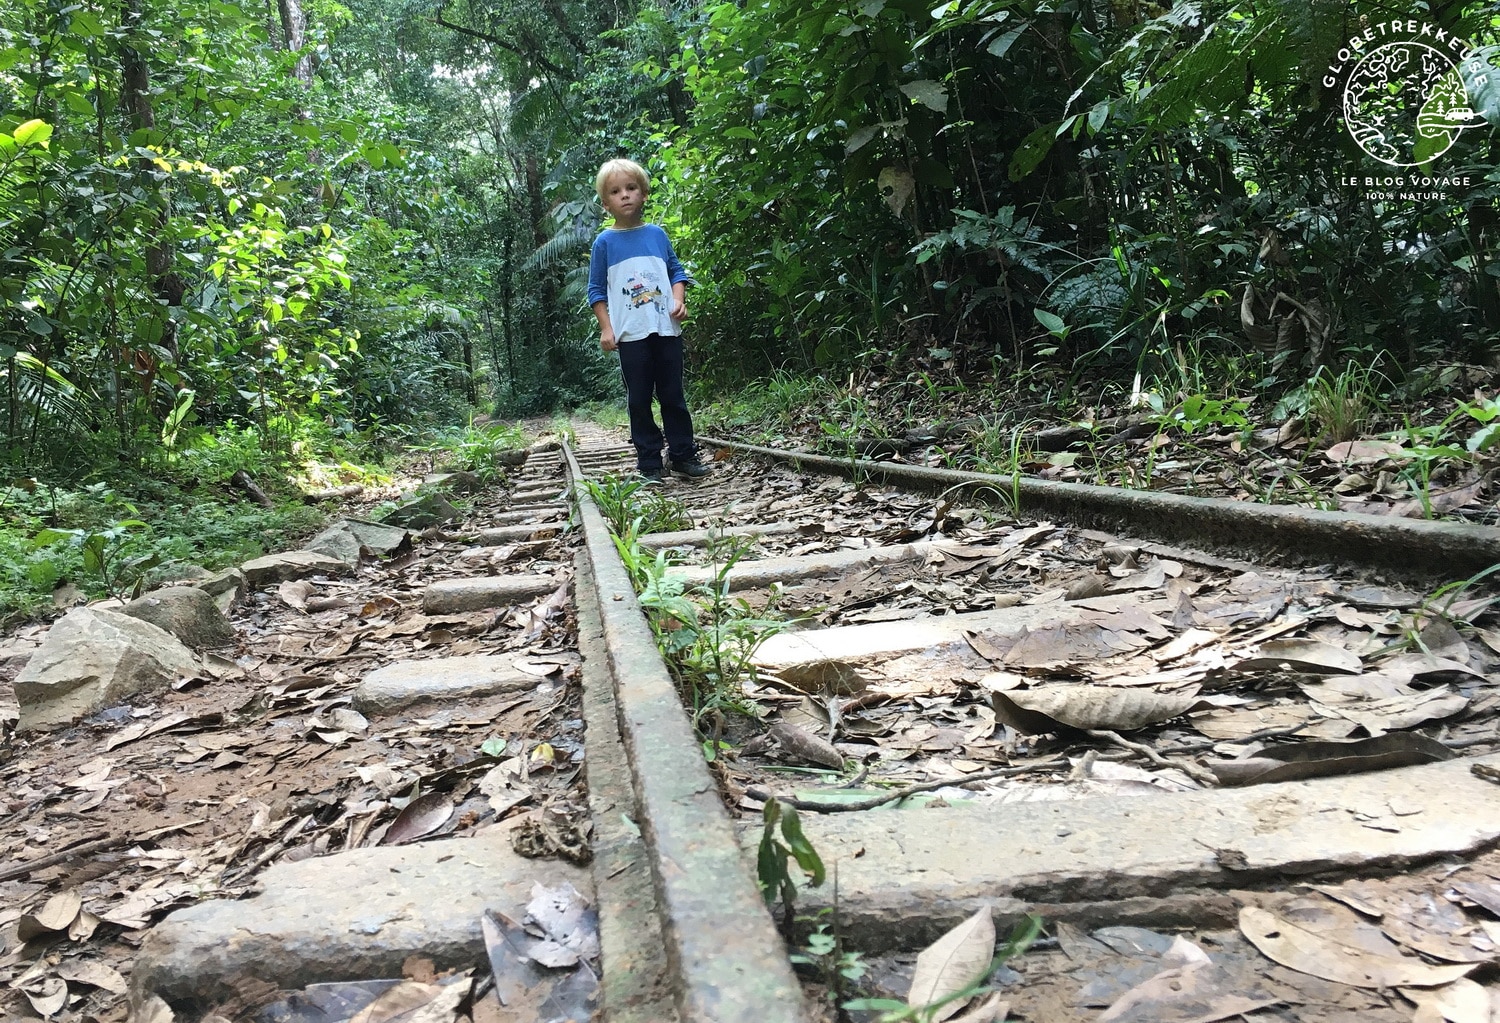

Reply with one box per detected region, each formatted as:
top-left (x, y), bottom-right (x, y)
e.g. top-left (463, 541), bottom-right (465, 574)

top-left (600, 328), bottom-right (617, 352)
top-left (670, 298), bottom-right (687, 321)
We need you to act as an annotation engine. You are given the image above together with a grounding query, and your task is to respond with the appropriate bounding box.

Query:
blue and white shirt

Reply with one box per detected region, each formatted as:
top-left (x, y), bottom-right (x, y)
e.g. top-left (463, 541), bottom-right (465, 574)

top-left (587, 224), bottom-right (692, 343)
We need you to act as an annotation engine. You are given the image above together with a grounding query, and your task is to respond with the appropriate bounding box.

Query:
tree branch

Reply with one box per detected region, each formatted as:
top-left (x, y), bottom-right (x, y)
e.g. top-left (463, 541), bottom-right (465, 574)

top-left (431, 1), bottom-right (568, 77)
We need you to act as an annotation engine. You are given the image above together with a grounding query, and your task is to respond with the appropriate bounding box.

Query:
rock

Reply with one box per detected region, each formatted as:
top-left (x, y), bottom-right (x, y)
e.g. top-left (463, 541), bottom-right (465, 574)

top-left (15, 608), bottom-right (199, 730)
top-left (302, 519), bottom-right (412, 567)
top-left (194, 567), bottom-right (247, 613)
top-left (353, 656), bottom-right (545, 714)
top-left (146, 563), bottom-right (212, 589)
top-left (380, 493), bottom-right (460, 529)
top-left (119, 586), bottom-right (236, 649)
top-left (423, 575), bottom-right (560, 614)
top-left (131, 828), bottom-right (591, 1012)
top-left (0, 643), bottom-right (34, 686)
top-left (241, 551), bottom-right (348, 589)
top-left (423, 471), bottom-right (484, 495)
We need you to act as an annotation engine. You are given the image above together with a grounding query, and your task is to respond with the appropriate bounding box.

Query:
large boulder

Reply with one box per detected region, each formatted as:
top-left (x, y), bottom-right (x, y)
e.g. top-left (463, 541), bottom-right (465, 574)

top-left (194, 567), bottom-right (247, 613)
top-left (119, 586), bottom-right (236, 649)
top-left (381, 493), bottom-right (460, 529)
top-left (15, 607), bottom-right (199, 731)
top-left (302, 519), bottom-right (412, 568)
top-left (422, 471), bottom-right (484, 495)
top-left (241, 551), bottom-right (348, 589)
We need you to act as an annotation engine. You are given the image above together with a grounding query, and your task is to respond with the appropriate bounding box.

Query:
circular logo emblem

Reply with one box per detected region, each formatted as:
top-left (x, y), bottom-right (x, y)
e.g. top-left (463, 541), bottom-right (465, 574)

top-left (1343, 40), bottom-right (1477, 166)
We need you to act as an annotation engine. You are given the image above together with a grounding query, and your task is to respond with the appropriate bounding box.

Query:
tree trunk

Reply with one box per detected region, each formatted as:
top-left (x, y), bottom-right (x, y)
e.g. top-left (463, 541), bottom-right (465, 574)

top-left (119, 0), bottom-right (178, 421)
top-left (276, 0), bottom-right (314, 83)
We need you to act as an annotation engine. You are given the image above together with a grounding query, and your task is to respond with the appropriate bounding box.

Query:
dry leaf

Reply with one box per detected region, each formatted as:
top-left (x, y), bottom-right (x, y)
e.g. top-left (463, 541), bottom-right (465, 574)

top-left (908, 907), bottom-right (995, 1022)
top-left (131, 994), bottom-right (176, 1023)
top-left (103, 710), bottom-right (198, 752)
top-left (773, 660), bottom-right (871, 696)
top-left (55, 959), bottom-right (128, 994)
top-left (380, 791), bottom-right (453, 845)
top-left (347, 980), bottom-right (448, 1023)
top-left (524, 881), bottom-right (600, 968)
top-left (1239, 904), bottom-right (1476, 988)
top-left (478, 762), bottom-right (531, 817)
top-left (278, 579), bottom-right (316, 611)
top-left (68, 910), bottom-right (100, 942)
top-left (21, 977), bottom-right (68, 1017)
top-left (1402, 978), bottom-right (1493, 1023)
top-left (1310, 686), bottom-right (1468, 737)
top-left (946, 993), bottom-right (1010, 1023)
top-left (1098, 956), bottom-right (1279, 1023)
top-left (18, 889), bottom-right (82, 940)
top-left (1209, 733), bottom-right (1455, 786)
top-left (769, 721), bottom-right (845, 770)
top-left (1324, 439), bottom-right (1406, 463)
top-left (1189, 705), bottom-right (1356, 742)
top-left (1235, 639), bottom-right (1362, 675)
top-left (993, 686), bottom-right (1206, 733)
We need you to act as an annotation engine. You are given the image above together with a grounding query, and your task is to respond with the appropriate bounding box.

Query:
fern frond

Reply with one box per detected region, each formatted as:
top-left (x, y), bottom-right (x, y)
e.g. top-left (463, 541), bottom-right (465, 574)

top-left (526, 223), bottom-right (593, 270)
top-left (0, 352), bottom-right (97, 436)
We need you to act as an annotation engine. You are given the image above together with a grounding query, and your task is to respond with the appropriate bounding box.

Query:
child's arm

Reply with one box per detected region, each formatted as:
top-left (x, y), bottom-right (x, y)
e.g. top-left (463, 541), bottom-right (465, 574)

top-left (670, 281), bottom-right (687, 323)
top-left (592, 301), bottom-right (616, 351)
top-left (587, 238), bottom-right (615, 351)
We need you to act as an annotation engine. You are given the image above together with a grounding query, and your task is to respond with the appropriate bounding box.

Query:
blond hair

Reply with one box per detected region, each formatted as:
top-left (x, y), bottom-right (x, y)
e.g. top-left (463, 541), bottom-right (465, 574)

top-left (595, 158), bottom-right (650, 201)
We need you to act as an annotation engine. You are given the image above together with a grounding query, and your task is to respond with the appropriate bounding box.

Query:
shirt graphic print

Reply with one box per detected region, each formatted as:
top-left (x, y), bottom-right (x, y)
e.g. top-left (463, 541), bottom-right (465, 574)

top-left (587, 224), bottom-right (692, 344)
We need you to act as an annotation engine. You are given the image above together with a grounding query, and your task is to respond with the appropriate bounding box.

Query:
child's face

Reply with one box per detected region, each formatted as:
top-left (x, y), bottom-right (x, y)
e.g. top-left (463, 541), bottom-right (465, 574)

top-left (601, 173), bottom-right (645, 222)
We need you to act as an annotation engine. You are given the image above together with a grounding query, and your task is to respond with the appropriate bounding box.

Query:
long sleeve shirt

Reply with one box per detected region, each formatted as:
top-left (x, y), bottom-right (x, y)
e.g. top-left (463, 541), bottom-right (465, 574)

top-left (587, 224), bottom-right (692, 343)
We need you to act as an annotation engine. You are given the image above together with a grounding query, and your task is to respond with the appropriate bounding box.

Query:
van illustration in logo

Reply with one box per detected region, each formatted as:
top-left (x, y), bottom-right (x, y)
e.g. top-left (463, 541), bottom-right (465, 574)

top-left (622, 274), bottom-right (663, 310)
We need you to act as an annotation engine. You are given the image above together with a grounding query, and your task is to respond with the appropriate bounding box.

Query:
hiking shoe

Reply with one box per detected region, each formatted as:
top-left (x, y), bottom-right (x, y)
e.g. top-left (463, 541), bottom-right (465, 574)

top-left (637, 469), bottom-right (665, 485)
top-left (669, 459), bottom-right (711, 479)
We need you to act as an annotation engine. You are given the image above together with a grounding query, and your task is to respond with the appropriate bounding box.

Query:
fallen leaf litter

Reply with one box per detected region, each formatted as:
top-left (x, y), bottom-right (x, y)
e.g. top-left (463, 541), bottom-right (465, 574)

top-left (3, 423), bottom-right (1499, 1022)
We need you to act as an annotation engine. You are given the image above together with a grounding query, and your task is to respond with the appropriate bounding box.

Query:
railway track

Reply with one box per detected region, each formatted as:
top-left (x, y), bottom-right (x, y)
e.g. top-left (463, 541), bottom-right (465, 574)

top-left (20, 421), bottom-right (1498, 1023)
top-left (566, 425), bottom-right (1500, 1022)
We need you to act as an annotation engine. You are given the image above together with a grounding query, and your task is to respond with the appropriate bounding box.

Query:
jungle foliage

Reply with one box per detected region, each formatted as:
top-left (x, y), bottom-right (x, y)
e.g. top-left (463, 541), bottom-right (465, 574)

top-left (2, 0), bottom-right (1498, 486)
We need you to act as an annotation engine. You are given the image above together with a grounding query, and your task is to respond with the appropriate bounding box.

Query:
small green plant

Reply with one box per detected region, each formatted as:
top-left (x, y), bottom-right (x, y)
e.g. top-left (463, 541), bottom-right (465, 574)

top-left (1458, 396), bottom-right (1500, 454)
top-left (579, 474), bottom-right (691, 536)
top-left (30, 517), bottom-right (162, 600)
top-left (1304, 361), bottom-right (1386, 445)
top-left (1146, 392), bottom-right (1251, 435)
top-left (635, 534), bottom-right (794, 721)
top-left (969, 421), bottom-right (1031, 514)
top-left (792, 910), bottom-right (867, 1014)
top-left (757, 798), bottom-right (826, 932)
top-left (1393, 415), bottom-right (1469, 519)
top-left (576, 400), bottom-right (630, 430)
top-left (450, 421), bottom-right (527, 481)
top-left (1400, 563), bottom-right (1500, 652)
top-left (546, 416), bottom-right (578, 446)
top-left (1033, 308), bottom-right (1072, 357)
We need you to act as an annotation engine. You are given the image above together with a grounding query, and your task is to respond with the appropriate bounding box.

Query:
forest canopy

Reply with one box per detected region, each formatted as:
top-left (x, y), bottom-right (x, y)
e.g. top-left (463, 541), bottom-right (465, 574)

top-left (1, 0), bottom-right (1498, 477)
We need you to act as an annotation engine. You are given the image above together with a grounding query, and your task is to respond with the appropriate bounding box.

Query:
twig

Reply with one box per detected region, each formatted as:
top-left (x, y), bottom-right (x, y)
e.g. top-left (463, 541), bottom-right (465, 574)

top-left (746, 757), bottom-right (1066, 813)
top-left (1068, 749), bottom-right (1098, 781)
top-left (1472, 763), bottom-right (1500, 785)
top-left (1159, 721), bottom-right (1313, 754)
top-left (0, 836), bottom-right (130, 884)
top-left (0, 820), bottom-right (200, 883)
top-left (1444, 736), bottom-right (1498, 750)
top-left (220, 814), bottom-right (313, 886)
top-left (1087, 729), bottom-right (1219, 786)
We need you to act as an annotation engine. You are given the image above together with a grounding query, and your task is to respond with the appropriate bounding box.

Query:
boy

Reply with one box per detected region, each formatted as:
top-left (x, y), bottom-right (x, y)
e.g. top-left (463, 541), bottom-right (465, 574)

top-left (588, 158), bottom-right (710, 483)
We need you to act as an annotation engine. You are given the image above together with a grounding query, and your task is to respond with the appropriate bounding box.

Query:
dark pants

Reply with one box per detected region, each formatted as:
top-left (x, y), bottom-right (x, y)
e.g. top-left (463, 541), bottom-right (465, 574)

top-left (618, 333), bottom-right (696, 471)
